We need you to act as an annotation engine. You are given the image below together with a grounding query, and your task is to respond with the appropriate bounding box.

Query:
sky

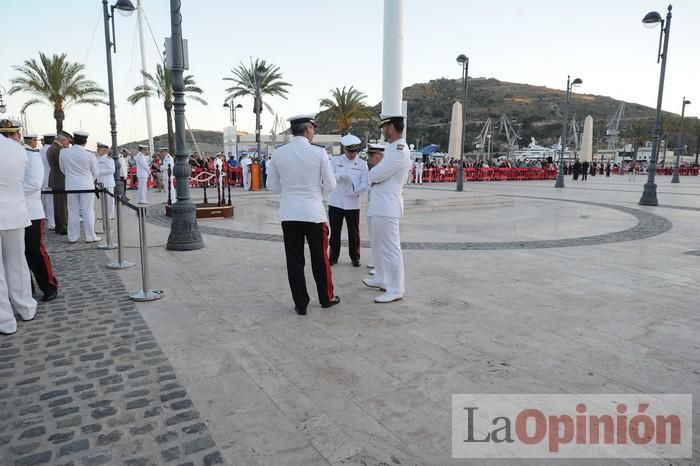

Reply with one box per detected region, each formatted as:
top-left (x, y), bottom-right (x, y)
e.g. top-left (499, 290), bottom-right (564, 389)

top-left (1, 0), bottom-right (698, 148)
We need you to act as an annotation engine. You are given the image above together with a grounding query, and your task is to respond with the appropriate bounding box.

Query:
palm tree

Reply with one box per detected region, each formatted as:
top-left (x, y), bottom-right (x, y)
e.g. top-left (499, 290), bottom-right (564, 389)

top-left (9, 52), bottom-right (107, 132)
top-left (623, 119), bottom-right (653, 164)
top-left (319, 86), bottom-right (376, 135)
top-left (127, 63), bottom-right (207, 154)
top-left (223, 58), bottom-right (291, 114)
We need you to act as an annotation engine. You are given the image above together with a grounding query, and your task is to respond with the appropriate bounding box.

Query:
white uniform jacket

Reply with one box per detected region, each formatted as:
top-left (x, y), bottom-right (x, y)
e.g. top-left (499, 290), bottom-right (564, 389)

top-left (40, 144), bottom-right (51, 189)
top-left (0, 136), bottom-right (31, 230)
top-left (59, 146), bottom-right (99, 190)
top-left (118, 154), bottom-right (128, 178)
top-left (327, 154), bottom-right (369, 210)
top-left (97, 155), bottom-right (116, 188)
top-left (23, 146), bottom-right (45, 221)
top-left (367, 138), bottom-right (411, 218)
top-left (266, 136), bottom-right (337, 223)
top-left (161, 154), bottom-right (174, 178)
top-left (135, 152), bottom-right (151, 178)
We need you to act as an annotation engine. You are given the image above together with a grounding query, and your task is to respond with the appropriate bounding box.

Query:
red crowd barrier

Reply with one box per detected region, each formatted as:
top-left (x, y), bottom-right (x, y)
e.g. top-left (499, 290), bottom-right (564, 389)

top-left (409, 167), bottom-right (558, 182)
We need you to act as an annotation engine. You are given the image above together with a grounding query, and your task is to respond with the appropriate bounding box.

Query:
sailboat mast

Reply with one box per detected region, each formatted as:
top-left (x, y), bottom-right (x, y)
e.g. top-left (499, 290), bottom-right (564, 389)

top-left (137, 0), bottom-right (155, 155)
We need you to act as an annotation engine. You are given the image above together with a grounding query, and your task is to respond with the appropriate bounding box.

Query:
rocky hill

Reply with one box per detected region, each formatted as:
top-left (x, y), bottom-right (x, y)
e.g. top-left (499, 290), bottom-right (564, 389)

top-left (120, 77), bottom-right (698, 154)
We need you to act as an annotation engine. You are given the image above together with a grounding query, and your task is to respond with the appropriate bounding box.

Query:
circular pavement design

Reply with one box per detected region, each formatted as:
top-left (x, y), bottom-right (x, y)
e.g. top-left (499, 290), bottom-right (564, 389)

top-left (146, 196), bottom-right (672, 251)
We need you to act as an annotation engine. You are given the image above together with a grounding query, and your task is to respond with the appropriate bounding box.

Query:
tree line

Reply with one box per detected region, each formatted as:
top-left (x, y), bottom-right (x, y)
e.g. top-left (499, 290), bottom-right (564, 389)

top-left (8, 53), bottom-right (376, 154)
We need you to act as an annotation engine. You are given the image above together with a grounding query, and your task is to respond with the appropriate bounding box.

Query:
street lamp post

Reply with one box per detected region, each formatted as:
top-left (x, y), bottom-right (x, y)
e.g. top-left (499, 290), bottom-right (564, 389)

top-left (223, 100), bottom-right (242, 126)
top-left (456, 54), bottom-right (469, 192)
top-left (639, 5), bottom-right (673, 206)
top-left (555, 75), bottom-right (583, 188)
top-left (166, 0), bottom-right (204, 251)
top-left (223, 100), bottom-right (242, 159)
top-left (670, 97), bottom-right (691, 183)
top-left (102, 0), bottom-right (136, 269)
top-left (254, 64), bottom-right (266, 158)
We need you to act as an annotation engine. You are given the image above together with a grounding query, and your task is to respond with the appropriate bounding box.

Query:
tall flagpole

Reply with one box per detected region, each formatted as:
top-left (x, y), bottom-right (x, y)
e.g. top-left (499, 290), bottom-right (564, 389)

top-left (137, 0), bottom-right (155, 155)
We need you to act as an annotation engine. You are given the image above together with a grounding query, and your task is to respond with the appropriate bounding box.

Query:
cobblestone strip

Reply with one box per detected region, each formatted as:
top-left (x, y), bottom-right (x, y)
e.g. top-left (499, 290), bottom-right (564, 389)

top-left (0, 237), bottom-right (226, 466)
top-left (146, 197), bottom-right (673, 251)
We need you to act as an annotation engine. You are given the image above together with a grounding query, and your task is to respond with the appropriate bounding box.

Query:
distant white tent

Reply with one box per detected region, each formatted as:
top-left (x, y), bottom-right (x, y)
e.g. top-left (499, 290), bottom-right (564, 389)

top-left (580, 115), bottom-right (594, 162)
top-left (448, 101), bottom-right (463, 160)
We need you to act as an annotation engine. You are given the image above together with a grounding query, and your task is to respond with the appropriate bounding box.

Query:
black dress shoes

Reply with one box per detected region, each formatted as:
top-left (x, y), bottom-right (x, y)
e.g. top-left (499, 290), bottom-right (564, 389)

top-left (329, 258), bottom-right (337, 266)
top-left (321, 296), bottom-right (340, 309)
top-left (294, 306), bottom-right (307, 316)
top-left (352, 260), bottom-right (361, 267)
top-left (42, 291), bottom-right (58, 303)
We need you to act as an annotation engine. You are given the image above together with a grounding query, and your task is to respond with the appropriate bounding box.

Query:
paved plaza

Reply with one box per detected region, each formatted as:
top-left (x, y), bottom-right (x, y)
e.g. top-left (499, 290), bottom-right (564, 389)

top-left (2, 175), bottom-right (700, 465)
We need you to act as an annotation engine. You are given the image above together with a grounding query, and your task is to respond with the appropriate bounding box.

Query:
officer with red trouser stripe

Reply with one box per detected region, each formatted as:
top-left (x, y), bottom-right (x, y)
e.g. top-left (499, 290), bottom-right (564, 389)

top-left (328, 133), bottom-right (369, 267)
top-left (266, 113), bottom-right (340, 315)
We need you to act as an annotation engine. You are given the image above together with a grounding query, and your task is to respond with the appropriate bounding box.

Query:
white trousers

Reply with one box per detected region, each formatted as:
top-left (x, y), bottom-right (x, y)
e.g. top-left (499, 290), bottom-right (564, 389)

top-left (370, 215), bottom-right (405, 296)
top-left (42, 192), bottom-right (55, 229)
top-left (137, 176), bottom-right (148, 203)
top-left (367, 215), bottom-right (374, 267)
top-left (0, 228), bottom-right (37, 334)
top-left (105, 186), bottom-right (115, 219)
top-left (415, 169), bottom-right (422, 183)
top-left (242, 169), bottom-right (251, 190)
top-left (68, 192), bottom-right (97, 242)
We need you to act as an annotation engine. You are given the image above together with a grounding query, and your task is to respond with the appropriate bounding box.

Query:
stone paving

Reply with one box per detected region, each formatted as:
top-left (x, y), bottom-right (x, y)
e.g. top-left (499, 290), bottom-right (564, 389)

top-left (3, 175), bottom-right (700, 465)
top-left (0, 241), bottom-right (225, 466)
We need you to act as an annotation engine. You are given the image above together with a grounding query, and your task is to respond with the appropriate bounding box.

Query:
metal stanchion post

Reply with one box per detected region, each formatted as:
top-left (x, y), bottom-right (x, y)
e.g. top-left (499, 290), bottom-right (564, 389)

top-left (129, 206), bottom-right (163, 302)
top-left (107, 193), bottom-right (135, 270)
top-left (97, 187), bottom-right (116, 250)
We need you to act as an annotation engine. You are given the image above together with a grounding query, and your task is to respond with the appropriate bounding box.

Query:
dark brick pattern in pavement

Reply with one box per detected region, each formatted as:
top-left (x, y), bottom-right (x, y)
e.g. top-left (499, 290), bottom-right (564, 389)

top-left (0, 238), bottom-right (225, 466)
top-left (146, 197), bottom-right (673, 250)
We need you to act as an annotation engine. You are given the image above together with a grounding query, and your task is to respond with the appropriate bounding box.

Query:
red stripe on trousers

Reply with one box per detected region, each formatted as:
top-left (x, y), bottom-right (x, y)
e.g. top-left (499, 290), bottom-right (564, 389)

top-left (321, 223), bottom-right (334, 301)
top-left (38, 219), bottom-right (58, 289)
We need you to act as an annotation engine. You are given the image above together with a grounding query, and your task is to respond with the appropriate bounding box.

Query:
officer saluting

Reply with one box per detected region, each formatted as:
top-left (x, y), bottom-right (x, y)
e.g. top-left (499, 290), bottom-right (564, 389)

top-left (328, 133), bottom-right (369, 267)
top-left (362, 114), bottom-right (411, 303)
top-left (266, 113), bottom-right (340, 315)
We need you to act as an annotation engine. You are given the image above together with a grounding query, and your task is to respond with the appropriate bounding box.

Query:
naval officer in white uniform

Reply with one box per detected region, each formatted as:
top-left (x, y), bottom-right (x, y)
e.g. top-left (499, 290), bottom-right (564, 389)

top-left (59, 131), bottom-right (100, 243)
top-left (362, 114), bottom-right (411, 303)
top-left (135, 144), bottom-right (151, 204)
top-left (365, 143), bottom-right (386, 276)
top-left (40, 134), bottom-right (56, 230)
top-left (266, 113), bottom-right (340, 315)
top-left (96, 142), bottom-right (116, 219)
top-left (0, 119), bottom-right (37, 335)
top-left (159, 147), bottom-right (176, 203)
top-left (327, 133), bottom-right (368, 266)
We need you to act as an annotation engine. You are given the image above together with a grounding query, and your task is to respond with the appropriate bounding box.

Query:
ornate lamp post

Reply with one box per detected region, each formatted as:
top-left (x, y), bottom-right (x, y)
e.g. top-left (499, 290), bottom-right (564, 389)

top-left (166, 0), bottom-right (204, 250)
top-left (554, 75), bottom-right (583, 188)
top-left (670, 96), bottom-right (690, 183)
top-left (456, 54), bottom-right (469, 192)
top-left (639, 5), bottom-right (673, 206)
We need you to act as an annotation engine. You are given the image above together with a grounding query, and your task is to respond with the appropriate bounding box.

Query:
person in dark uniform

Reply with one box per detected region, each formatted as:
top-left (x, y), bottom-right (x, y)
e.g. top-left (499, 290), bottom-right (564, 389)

top-left (581, 161), bottom-right (589, 180)
top-left (606, 162), bottom-right (611, 177)
top-left (46, 131), bottom-right (72, 235)
top-left (327, 133), bottom-right (369, 267)
top-left (590, 161), bottom-right (597, 176)
top-left (572, 160), bottom-right (581, 180)
top-left (266, 113), bottom-right (340, 315)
